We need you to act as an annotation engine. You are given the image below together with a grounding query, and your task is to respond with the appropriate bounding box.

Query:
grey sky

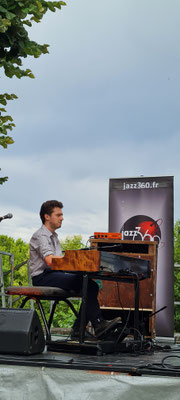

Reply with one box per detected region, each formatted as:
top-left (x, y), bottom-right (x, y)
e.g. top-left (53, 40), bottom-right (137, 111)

top-left (0, 0), bottom-right (179, 242)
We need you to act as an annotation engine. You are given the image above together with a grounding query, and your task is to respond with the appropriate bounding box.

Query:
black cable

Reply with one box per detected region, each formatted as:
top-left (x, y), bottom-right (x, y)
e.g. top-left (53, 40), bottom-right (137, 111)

top-left (114, 309), bottom-right (131, 346)
top-left (1, 350), bottom-right (180, 375)
top-left (162, 355), bottom-right (180, 370)
top-left (116, 281), bottom-right (124, 309)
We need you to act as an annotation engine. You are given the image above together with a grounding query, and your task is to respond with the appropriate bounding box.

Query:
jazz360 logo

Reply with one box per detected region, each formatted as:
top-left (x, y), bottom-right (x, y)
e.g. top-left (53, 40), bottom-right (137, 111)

top-left (120, 215), bottom-right (162, 246)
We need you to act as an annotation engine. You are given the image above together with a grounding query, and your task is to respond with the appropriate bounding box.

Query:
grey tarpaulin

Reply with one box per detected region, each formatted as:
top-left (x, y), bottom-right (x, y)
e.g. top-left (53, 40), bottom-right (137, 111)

top-left (0, 365), bottom-right (180, 400)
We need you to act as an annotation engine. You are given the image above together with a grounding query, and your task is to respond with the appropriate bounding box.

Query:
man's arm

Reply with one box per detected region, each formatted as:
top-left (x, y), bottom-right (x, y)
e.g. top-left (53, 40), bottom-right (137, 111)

top-left (45, 254), bottom-right (63, 266)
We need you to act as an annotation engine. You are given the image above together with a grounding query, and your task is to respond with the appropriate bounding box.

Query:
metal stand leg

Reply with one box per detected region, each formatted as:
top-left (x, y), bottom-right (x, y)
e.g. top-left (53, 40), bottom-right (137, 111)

top-left (79, 274), bottom-right (88, 343)
top-left (134, 278), bottom-right (140, 340)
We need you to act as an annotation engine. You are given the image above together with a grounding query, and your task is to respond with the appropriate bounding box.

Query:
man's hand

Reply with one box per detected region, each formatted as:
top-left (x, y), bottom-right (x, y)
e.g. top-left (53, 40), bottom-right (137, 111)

top-left (45, 255), bottom-right (53, 266)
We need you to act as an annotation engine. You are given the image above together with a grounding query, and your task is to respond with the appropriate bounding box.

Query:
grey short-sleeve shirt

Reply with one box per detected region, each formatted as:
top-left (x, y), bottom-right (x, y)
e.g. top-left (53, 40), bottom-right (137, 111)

top-left (29, 225), bottom-right (62, 277)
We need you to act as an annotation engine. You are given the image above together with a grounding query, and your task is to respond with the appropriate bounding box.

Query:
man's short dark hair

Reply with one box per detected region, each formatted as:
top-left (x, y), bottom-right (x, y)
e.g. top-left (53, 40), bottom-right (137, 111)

top-left (40, 200), bottom-right (63, 224)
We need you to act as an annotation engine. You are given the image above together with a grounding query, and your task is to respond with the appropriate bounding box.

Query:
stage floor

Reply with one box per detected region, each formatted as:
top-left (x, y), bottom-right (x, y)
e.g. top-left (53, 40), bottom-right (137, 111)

top-left (0, 336), bottom-right (180, 400)
top-left (0, 335), bottom-right (180, 377)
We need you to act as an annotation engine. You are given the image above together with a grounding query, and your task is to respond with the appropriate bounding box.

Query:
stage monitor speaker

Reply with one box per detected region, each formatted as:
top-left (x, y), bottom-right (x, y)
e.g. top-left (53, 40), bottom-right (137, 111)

top-left (0, 308), bottom-right (45, 355)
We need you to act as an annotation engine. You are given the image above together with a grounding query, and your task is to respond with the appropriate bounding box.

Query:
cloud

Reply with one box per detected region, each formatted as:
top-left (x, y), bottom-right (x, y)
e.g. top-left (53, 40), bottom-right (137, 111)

top-left (0, 198), bottom-right (108, 244)
top-left (1, 127), bottom-right (179, 243)
top-left (0, 0), bottom-right (180, 243)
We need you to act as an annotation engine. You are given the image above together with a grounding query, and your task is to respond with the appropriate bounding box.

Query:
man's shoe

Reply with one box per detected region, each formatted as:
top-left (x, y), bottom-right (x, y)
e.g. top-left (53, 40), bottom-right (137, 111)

top-left (70, 319), bottom-right (95, 341)
top-left (70, 328), bottom-right (95, 341)
top-left (71, 329), bottom-right (91, 341)
top-left (94, 317), bottom-right (121, 339)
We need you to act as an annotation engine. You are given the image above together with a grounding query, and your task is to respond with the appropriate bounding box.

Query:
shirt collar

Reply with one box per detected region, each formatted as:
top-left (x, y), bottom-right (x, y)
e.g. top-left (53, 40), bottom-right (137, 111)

top-left (41, 224), bottom-right (58, 238)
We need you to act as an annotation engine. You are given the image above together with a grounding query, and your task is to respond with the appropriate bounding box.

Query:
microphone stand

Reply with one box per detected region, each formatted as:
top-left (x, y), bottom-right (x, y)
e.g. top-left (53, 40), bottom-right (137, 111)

top-left (139, 306), bottom-right (167, 336)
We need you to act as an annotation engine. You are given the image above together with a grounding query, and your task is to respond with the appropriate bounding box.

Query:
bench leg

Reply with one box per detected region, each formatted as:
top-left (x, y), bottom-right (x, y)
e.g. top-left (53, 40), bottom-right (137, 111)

top-left (48, 299), bottom-right (79, 333)
top-left (20, 297), bottom-right (51, 341)
top-left (48, 300), bottom-right (59, 331)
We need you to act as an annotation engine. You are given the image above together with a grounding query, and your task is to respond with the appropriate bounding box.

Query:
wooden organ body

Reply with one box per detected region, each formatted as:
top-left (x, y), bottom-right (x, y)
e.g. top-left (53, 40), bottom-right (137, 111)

top-left (89, 239), bottom-right (157, 338)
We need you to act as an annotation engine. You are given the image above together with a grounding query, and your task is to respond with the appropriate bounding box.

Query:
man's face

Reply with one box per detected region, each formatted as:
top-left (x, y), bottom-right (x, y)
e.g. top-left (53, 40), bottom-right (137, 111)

top-left (45, 207), bottom-right (64, 231)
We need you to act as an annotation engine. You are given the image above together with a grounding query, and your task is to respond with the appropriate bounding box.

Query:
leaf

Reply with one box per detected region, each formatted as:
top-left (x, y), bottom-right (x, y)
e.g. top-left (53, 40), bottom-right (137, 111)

top-left (0, 115), bottom-right (13, 122)
top-left (23, 20), bottom-right (32, 27)
top-left (0, 6), bottom-right (7, 13)
top-left (30, 16), bottom-right (41, 23)
top-left (4, 93), bottom-right (13, 100)
top-left (11, 94), bottom-right (18, 99)
top-left (5, 11), bottom-right (16, 20)
top-left (5, 136), bottom-right (14, 144)
top-left (36, 1), bottom-right (45, 13)
top-left (27, 72), bottom-right (35, 78)
top-left (0, 176), bottom-right (8, 185)
top-left (2, 93), bottom-right (18, 101)
top-left (0, 99), bottom-right (7, 106)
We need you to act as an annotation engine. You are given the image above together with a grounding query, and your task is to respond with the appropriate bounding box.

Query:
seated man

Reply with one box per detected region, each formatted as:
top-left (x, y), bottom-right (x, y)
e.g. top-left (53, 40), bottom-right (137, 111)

top-left (29, 200), bottom-right (120, 339)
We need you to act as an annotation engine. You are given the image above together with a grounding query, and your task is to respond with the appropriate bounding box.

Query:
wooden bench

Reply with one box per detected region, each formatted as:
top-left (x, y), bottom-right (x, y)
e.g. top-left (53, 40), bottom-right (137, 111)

top-left (5, 286), bottom-right (79, 341)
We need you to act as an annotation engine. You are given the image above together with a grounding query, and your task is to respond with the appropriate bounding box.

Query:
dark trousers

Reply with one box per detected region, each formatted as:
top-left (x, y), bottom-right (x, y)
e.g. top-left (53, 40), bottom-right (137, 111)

top-left (32, 269), bottom-right (102, 325)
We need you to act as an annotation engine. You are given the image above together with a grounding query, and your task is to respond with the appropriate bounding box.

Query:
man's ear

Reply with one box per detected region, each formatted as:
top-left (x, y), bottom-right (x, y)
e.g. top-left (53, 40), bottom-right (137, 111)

top-left (44, 213), bottom-right (50, 222)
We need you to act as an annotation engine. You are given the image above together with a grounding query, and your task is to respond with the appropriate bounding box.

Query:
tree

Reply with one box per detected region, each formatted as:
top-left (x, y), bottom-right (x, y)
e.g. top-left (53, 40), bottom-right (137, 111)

top-left (174, 220), bottom-right (180, 264)
top-left (61, 235), bottom-right (86, 252)
top-left (0, 0), bottom-right (66, 183)
top-left (174, 220), bottom-right (180, 331)
top-left (0, 234), bottom-right (85, 328)
top-left (0, 234), bottom-right (29, 293)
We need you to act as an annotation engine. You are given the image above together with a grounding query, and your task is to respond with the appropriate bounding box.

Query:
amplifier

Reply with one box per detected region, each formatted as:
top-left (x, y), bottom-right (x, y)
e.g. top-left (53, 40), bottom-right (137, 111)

top-left (94, 232), bottom-right (122, 239)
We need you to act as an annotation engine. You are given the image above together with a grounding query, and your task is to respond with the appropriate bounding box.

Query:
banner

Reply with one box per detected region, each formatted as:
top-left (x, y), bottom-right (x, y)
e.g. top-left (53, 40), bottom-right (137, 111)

top-left (109, 176), bottom-right (174, 337)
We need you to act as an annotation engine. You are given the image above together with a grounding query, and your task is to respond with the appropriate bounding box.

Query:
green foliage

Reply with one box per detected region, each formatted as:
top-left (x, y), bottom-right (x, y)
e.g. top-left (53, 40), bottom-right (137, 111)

top-left (0, 234), bottom-right (85, 328)
top-left (40, 298), bottom-right (81, 329)
top-left (0, 0), bottom-right (66, 183)
top-left (174, 220), bottom-right (180, 332)
top-left (0, 92), bottom-right (17, 184)
top-left (61, 235), bottom-right (85, 252)
top-left (174, 220), bottom-right (180, 265)
top-left (0, 93), bottom-right (16, 165)
top-left (0, 234), bottom-right (29, 288)
top-left (0, 1), bottom-right (66, 79)
top-left (0, 167), bottom-right (8, 184)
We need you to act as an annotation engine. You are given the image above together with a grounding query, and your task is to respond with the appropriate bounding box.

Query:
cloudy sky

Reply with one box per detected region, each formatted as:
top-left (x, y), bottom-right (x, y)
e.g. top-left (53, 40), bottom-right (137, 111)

top-left (0, 0), bottom-right (180, 243)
